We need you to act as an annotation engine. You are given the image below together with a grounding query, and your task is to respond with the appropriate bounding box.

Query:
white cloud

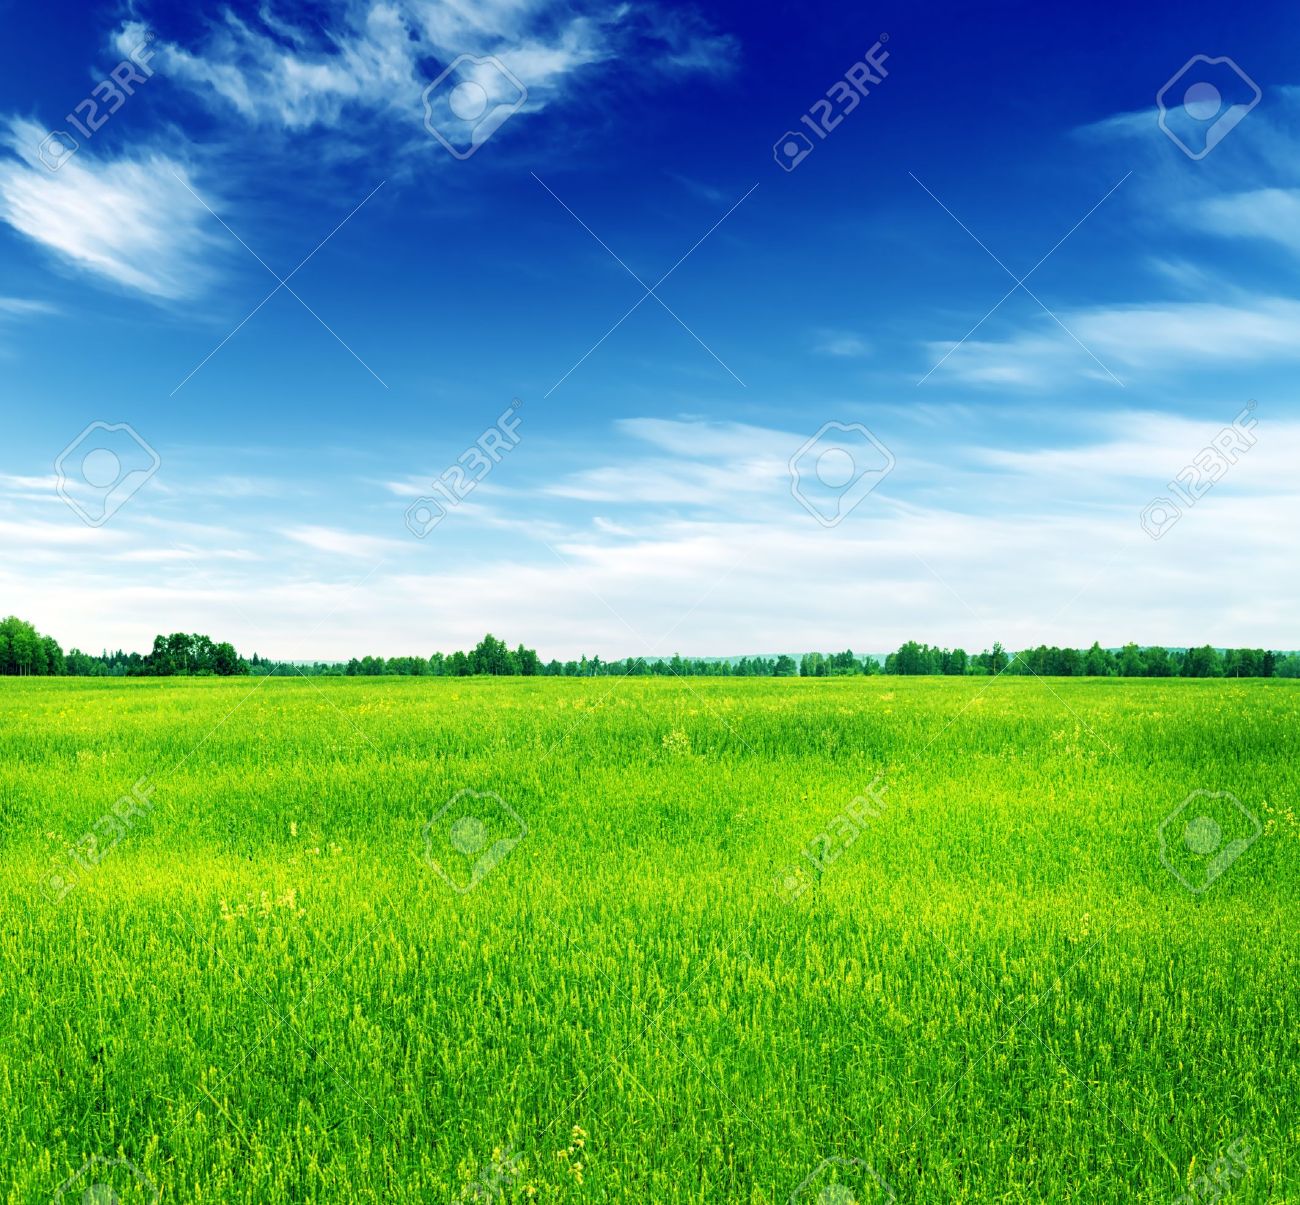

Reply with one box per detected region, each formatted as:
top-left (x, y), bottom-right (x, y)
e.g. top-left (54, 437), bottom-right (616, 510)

top-left (1186, 187), bottom-right (1300, 256)
top-left (542, 418), bottom-right (798, 505)
top-left (0, 119), bottom-right (221, 299)
top-left (117, 8), bottom-right (426, 131)
top-left (812, 329), bottom-right (871, 358)
top-left (636, 7), bottom-right (739, 76)
top-left (0, 296), bottom-right (56, 317)
top-left (929, 296), bottom-right (1300, 388)
top-left (116, 1), bottom-right (730, 138)
top-left (116, 547), bottom-right (260, 563)
top-left (282, 524), bottom-right (406, 558)
top-left (1144, 257), bottom-right (1217, 293)
top-left (0, 472), bottom-right (60, 492)
top-left (3, 409), bottom-right (1297, 658)
top-left (977, 409), bottom-right (1294, 491)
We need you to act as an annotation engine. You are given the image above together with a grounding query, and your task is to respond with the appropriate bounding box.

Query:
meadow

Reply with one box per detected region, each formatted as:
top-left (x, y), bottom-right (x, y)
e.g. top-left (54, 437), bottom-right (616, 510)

top-left (1, 674), bottom-right (1296, 1203)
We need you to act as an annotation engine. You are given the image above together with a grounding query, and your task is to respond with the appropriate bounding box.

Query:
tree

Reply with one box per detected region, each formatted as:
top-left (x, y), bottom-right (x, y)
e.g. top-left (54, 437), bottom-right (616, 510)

top-left (800, 652), bottom-right (828, 677)
top-left (970, 642), bottom-right (1008, 676)
top-left (829, 649), bottom-right (861, 675)
top-left (515, 643), bottom-right (541, 676)
top-left (0, 617), bottom-right (62, 675)
top-left (1083, 642), bottom-right (1114, 676)
top-left (890, 641), bottom-right (939, 675)
top-left (1118, 643), bottom-right (1145, 677)
top-left (942, 648), bottom-right (968, 675)
top-left (1223, 648), bottom-right (1267, 678)
top-left (65, 648), bottom-right (104, 676)
top-left (469, 634), bottom-right (514, 675)
top-left (1276, 653), bottom-right (1300, 679)
top-left (212, 642), bottom-right (245, 676)
top-left (1143, 646), bottom-right (1175, 677)
top-left (1181, 645), bottom-right (1224, 678)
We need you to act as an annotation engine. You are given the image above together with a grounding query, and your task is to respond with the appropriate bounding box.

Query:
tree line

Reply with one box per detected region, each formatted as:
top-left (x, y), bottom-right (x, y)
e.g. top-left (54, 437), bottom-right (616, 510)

top-left (319, 635), bottom-right (1300, 679)
top-left (876, 640), bottom-right (1300, 679)
top-left (0, 621), bottom-right (249, 677)
top-left (4, 619), bottom-right (1299, 679)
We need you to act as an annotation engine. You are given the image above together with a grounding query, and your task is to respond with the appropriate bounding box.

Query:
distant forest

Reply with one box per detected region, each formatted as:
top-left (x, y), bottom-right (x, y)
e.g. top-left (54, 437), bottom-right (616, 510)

top-left (2, 619), bottom-right (1298, 680)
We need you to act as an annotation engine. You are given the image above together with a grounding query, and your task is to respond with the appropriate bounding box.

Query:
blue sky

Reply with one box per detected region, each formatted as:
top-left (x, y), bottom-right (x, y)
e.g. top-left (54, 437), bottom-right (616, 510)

top-left (1, 0), bottom-right (1297, 659)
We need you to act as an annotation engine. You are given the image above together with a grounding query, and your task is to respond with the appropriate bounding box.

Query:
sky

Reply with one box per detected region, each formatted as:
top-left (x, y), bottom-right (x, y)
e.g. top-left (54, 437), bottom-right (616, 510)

top-left (1, 0), bottom-right (1297, 660)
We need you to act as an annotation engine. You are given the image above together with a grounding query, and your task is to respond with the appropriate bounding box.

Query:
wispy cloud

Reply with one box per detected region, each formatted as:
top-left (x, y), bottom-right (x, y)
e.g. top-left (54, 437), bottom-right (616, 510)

top-left (281, 524), bottom-right (404, 559)
top-left (637, 7), bottom-right (739, 76)
top-left (0, 296), bottom-right (57, 317)
top-left (1186, 187), bottom-right (1300, 256)
top-left (117, 0), bottom-right (732, 141)
top-left (115, 9), bottom-right (428, 131)
top-left (929, 295), bottom-right (1300, 388)
top-left (812, 329), bottom-right (871, 358)
top-left (0, 119), bottom-right (221, 299)
top-left (3, 409), bottom-right (1296, 657)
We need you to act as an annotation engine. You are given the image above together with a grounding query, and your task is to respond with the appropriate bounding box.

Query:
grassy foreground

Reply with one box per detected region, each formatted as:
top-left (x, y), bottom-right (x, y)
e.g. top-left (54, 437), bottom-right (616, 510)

top-left (1, 674), bottom-right (1297, 1203)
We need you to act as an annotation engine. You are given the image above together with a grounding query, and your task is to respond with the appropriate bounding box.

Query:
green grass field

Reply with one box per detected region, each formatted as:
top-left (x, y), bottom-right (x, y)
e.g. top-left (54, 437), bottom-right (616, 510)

top-left (3, 675), bottom-right (1297, 1203)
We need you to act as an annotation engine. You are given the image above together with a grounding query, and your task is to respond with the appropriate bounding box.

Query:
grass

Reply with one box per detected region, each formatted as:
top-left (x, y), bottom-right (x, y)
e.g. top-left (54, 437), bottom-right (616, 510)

top-left (2, 674), bottom-right (1297, 1203)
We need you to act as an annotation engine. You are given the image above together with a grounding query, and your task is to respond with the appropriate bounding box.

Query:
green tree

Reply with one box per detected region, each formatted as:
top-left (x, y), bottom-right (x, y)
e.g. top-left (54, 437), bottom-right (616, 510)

top-left (212, 642), bottom-right (245, 676)
top-left (1143, 646), bottom-right (1175, 677)
top-left (1117, 643), bottom-right (1145, 677)
top-left (1181, 645), bottom-right (1224, 678)
top-left (1083, 642), bottom-right (1114, 676)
